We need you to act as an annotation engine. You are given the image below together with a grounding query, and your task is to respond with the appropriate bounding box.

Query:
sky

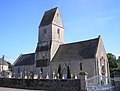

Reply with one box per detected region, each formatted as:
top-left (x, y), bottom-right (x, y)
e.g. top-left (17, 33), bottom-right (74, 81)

top-left (0, 0), bottom-right (120, 63)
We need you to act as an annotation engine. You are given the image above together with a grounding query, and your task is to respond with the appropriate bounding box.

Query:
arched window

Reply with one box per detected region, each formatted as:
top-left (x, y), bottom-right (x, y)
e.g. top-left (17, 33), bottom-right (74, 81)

top-left (80, 63), bottom-right (82, 70)
top-left (57, 13), bottom-right (59, 17)
top-left (43, 56), bottom-right (45, 59)
top-left (57, 28), bottom-right (60, 39)
top-left (44, 29), bottom-right (46, 34)
top-left (57, 28), bottom-right (60, 34)
top-left (18, 68), bottom-right (20, 73)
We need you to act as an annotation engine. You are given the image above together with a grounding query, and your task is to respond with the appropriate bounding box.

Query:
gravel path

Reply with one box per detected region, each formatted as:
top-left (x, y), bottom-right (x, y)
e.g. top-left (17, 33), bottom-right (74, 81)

top-left (0, 87), bottom-right (44, 91)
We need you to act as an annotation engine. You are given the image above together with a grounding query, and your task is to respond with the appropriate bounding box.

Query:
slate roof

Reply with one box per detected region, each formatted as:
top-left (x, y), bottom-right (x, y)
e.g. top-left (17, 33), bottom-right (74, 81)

top-left (14, 53), bottom-right (35, 66)
top-left (52, 37), bottom-right (100, 62)
top-left (0, 58), bottom-right (8, 66)
top-left (39, 7), bottom-right (57, 27)
top-left (36, 59), bottom-right (48, 67)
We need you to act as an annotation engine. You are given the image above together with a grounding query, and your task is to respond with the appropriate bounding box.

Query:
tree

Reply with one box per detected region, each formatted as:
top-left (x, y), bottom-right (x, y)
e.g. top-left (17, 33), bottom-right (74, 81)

top-left (67, 65), bottom-right (71, 79)
top-left (114, 56), bottom-right (120, 71)
top-left (40, 67), bottom-right (43, 74)
top-left (117, 56), bottom-right (120, 63)
top-left (7, 61), bottom-right (12, 71)
top-left (113, 63), bottom-right (120, 71)
top-left (107, 53), bottom-right (117, 77)
top-left (58, 64), bottom-right (62, 79)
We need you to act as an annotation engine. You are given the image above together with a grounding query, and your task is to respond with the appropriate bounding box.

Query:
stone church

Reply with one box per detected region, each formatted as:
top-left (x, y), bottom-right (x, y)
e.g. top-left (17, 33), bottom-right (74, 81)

top-left (12, 7), bottom-right (110, 79)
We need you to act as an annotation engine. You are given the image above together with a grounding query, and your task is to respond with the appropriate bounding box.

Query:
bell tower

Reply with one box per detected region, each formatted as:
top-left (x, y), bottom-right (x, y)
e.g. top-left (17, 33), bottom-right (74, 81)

top-left (35, 7), bottom-right (64, 68)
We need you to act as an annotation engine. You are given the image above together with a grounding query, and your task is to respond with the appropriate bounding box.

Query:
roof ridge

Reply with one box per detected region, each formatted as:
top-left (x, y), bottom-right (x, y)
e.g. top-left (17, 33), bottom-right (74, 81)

top-left (52, 36), bottom-right (100, 62)
top-left (45, 7), bottom-right (58, 13)
top-left (22, 53), bottom-right (34, 55)
top-left (63, 36), bottom-right (99, 46)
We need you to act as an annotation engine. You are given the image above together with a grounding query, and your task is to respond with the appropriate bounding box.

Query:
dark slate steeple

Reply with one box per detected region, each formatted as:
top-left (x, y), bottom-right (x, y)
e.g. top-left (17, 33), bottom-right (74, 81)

top-left (39, 7), bottom-right (58, 28)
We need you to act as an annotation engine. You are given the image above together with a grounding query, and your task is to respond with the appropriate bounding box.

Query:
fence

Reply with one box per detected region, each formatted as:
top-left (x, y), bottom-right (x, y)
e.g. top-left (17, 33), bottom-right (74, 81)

top-left (86, 75), bottom-right (115, 91)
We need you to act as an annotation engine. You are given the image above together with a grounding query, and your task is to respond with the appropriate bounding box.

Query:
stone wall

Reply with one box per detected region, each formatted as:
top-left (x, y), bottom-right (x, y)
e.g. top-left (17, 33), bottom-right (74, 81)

top-left (0, 78), bottom-right (82, 91)
top-left (50, 58), bottom-right (95, 79)
top-left (96, 36), bottom-right (110, 77)
top-left (113, 71), bottom-right (120, 91)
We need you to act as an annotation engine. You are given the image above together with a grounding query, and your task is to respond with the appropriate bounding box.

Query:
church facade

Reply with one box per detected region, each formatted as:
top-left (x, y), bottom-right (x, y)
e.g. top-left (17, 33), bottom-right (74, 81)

top-left (12, 7), bottom-right (110, 79)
